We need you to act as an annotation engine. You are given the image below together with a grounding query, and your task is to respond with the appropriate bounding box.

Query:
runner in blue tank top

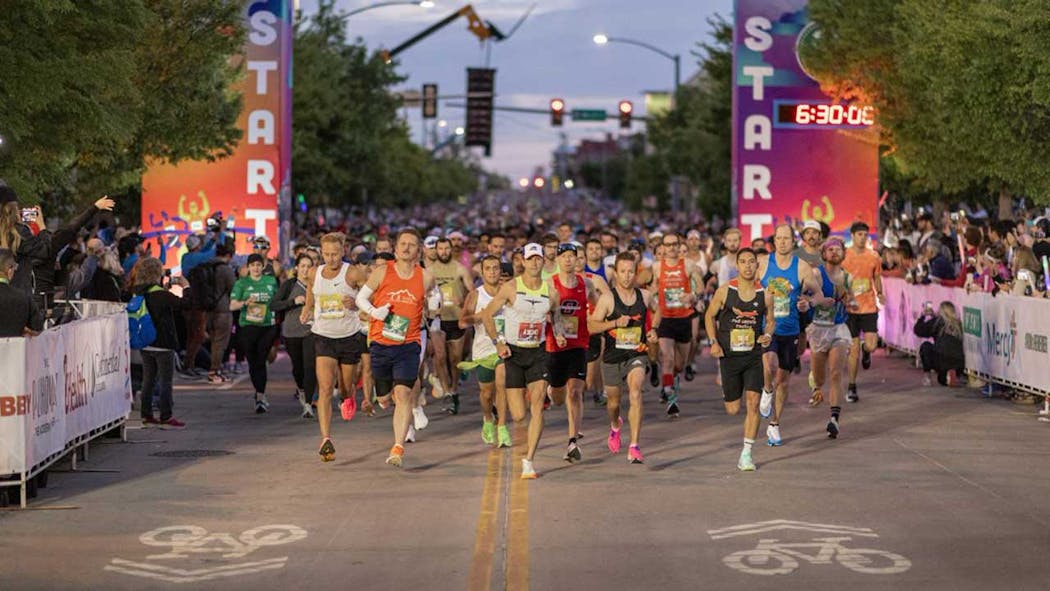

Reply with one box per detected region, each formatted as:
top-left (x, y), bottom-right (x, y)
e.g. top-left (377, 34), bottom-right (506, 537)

top-left (757, 224), bottom-right (822, 446)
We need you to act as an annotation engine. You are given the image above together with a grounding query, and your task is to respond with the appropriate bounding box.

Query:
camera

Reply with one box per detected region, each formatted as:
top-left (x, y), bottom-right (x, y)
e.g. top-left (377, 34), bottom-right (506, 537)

top-left (21, 208), bottom-right (37, 223)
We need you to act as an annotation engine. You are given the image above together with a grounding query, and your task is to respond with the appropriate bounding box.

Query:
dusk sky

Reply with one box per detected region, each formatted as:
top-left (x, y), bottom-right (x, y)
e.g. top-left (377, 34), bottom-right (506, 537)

top-left (299, 0), bottom-right (734, 183)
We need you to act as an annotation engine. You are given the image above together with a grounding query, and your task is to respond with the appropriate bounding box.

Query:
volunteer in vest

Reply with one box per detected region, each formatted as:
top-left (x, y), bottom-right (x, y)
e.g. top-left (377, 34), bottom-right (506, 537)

top-left (589, 252), bottom-right (659, 464)
top-left (356, 228), bottom-right (436, 468)
top-left (583, 238), bottom-right (610, 406)
top-left (272, 253), bottom-right (317, 419)
top-left (546, 243), bottom-right (598, 464)
top-left (429, 237), bottom-right (474, 415)
top-left (230, 253), bottom-right (279, 414)
top-left (458, 255), bottom-right (512, 448)
top-left (480, 242), bottom-right (568, 480)
top-left (842, 221), bottom-right (885, 403)
top-left (758, 224), bottom-right (822, 446)
top-left (704, 247), bottom-right (774, 471)
top-left (300, 233), bottom-right (367, 462)
top-left (804, 237), bottom-right (853, 439)
top-left (651, 232), bottom-right (705, 418)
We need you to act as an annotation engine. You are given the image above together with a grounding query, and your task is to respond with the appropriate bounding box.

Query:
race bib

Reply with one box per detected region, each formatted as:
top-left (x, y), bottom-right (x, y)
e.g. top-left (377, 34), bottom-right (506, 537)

top-left (516, 321), bottom-right (543, 347)
top-left (665, 287), bottom-right (686, 308)
top-left (439, 283), bottom-right (457, 307)
top-left (563, 316), bottom-right (579, 339)
top-left (730, 328), bottom-right (755, 352)
top-left (318, 294), bottom-right (345, 319)
top-left (852, 278), bottom-right (871, 296)
top-left (773, 294), bottom-right (791, 318)
top-left (382, 313), bottom-right (410, 342)
top-left (813, 304), bottom-right (836, 326)
top-left (245, 302), bottom-right (267, 323)
top-left (615, 326), bottom-right (642, 350)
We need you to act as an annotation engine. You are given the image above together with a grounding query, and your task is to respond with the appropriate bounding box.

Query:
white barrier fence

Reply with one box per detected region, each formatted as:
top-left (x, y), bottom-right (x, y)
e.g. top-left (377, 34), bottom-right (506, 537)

top-left (879, 277), bottom-right (1050, 397)
top-left (0, 311), bottom-right (131, 506)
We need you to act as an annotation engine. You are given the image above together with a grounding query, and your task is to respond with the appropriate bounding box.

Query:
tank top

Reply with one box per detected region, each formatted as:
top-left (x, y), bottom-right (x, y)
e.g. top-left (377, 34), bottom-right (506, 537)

top-left (430, 260), bottom-right (464, 322)
top-left (716, 279), bottom-right (766, 358)
top-left (657, 259), bottom-right (692, 319)
top-left (761, 255), bottom-right (802, 336)
top-left (602, 287), bottom-right (649, 364)
top-left (311, 262), bottom-right (362, 338)
top-left (811, 266), bottom-right (849, 327)
top-left (368, 262), bottom-right (425, 345)
top-left (503, 276), bottom-right (551, 348)
top-left (584, 262), bottom-right (607, 282)
top-left (472, 285), bottom-right (503, 360)
top-left (546, 273), bottom-right (589, 352)
top-left (716, 255), bottom-right (739, 286)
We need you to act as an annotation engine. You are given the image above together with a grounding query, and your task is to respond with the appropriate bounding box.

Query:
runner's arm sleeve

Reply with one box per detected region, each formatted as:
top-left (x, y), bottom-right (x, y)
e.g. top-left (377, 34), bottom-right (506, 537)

top-left (356, 285), bottom-right (389, 321)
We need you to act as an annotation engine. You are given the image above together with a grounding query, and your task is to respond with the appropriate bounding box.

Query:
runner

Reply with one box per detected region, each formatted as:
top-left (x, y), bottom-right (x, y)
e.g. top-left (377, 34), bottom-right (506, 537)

top-left (272, 253), bottom-right (317, 418)
top-left (540, 233), bottom-right (560, 279)
top-left (757, 224), bottom-right (822, 446)
top-left (429, 237), bottom-right (474, 415)
top-left (793, 220), bottom-right (825, 378)
top-left (356, 228), bottom-right (436, 468)
top-left (804, 237), bottom-right (852, 439)
top-left (589, 252), bottom-right (659, 464)
top-left (459, 255), bottom-right (511, 448)
top-left (583, 238), bottom-right (610, 406)
top-left (229, 253), bottom-right (279, 414)
top-left (683, 229), bottom-right (710, 382)
top-left (842, 221), bottom-right (885, 403)
top-left (299, 233), bottom-right (367, 462)
top-left (704, 247), bottom-right (774, 471)
top-left (651, 232), bottom-right (705, 417)
top-left (480, 242), bottom-right (568, 480)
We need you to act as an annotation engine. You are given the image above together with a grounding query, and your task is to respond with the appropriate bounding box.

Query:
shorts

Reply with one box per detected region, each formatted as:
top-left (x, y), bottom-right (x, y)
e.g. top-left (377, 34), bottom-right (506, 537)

top-left (547, 348), bottom-right (587, 388)
top-left (764, 334), bottom-right (799, 371)
top-left (440, 319), bottom-right (466, 341)
top-left (847, 313), bottom-right (879, 338)
top-left (504, 345), bottom-right (550, 389)
top-left (657, 316), bottom-right (693, 344)
top-left (476, 359), bottom-right (504, 384)
top-left (370, 342), bottom-right (423, 393)
top-left (601, 356), bottom-right (649, 388)
top-left (314, 332), bottom-right (366, 365)
top-left (719, 354), bottom-right (764, 403)
top-left (587, 334), bottom-right (603, 363)
top-left (806, 323), bottom-right (852, 354)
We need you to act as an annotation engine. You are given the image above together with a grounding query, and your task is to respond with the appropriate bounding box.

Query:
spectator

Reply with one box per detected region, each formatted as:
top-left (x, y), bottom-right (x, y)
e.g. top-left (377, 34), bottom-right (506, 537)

top-left (915, 211), bottom-right (938, 253)
top-left (1009, 247), bottom-right (1045, 297)
top-left (1033, 218), bottom-right (1050, 262)
top-left (917, 238), bottom-right (956, 284)
top-left (35, 196), bottom-right (115, 307)
top-left (914, 301), bottom-right (965, 387)
top-left (80, 240), bottom-right (124, 302)
top-left (0, 249), bottom-right (44, 337)
top-left (180, 232), bottom-right (223, 276)
top-left (119, 234), bottom-right (150, 278)
top-left (968, 244), bottom-right (1011, 293)
top-left (0, 187), bottom-right (51, 295)
top-left (131, 257), bottom-right (188, 429)
top-left (202, 243), bottom-right (237, 383)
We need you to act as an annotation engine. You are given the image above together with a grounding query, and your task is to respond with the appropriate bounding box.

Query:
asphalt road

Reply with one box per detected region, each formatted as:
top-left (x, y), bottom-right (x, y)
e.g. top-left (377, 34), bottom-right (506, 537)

top-left (2, 349), bottom-right (1048, 590)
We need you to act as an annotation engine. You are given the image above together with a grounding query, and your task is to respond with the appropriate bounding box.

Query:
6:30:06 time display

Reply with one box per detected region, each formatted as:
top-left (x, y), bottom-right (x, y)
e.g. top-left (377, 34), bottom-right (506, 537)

top-left (777, 103), bottom-right (875, 126)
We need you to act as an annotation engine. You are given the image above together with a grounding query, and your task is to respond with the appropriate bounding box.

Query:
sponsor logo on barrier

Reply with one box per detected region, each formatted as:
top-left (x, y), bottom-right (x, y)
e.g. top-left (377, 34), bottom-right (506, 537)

top-left (1025, 333), bottom-right (1048, 354)
top-left (64, 353), bottom-right (89, 414)
top-left (91, 341), bottom-right (122, 395)
top-left (984, 311), bottom-right (1017, 366)
top-left (963, 307), bottom-right (982, 337)
top-left (0, 394), bottom-right (30, 417)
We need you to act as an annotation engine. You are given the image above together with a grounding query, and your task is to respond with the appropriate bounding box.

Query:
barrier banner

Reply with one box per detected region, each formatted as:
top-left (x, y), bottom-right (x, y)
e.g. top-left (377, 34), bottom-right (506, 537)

top-left (879, 278), bottom-right (964, 354)
top-left (962, 292), bottom-right (1050, 394)
top-left (0, 338), bottom-right (28, 474)
top-left (63, 316), bottom-right (132, 443)
top-left (27, 329), bottom-right (66, 470)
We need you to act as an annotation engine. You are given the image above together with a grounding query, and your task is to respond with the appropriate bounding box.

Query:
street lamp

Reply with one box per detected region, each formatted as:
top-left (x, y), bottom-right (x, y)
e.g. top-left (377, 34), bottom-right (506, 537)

top-left (593, 33), bottom-right (680, 95)
top-left (338, 1), bottom-right (434, 20)
top-left (454, 126), bottom-right (464, 136)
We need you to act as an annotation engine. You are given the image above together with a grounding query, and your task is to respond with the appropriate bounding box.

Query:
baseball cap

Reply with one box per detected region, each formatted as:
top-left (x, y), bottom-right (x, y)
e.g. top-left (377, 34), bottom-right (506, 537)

top-left (423, 236), bottom-right (439, 249)
top-left (352, 251), bottom-right (374, 265)
top-left (802, 220), bottom-right (821, 233)
top-left (648, 230), bottom-right (664, 241)
top-left (686, 229), bottom-right (701, 239)
top-left (185, 234), bottom-right (202, 250)
top-left (557, 242), bottom-right (578, 255)
top-left (247, 253), bottom-right (265, 266)
top-left (523, 243), bottom-right (544, 259)
top-left (252, 235), bottom-right (271, 248)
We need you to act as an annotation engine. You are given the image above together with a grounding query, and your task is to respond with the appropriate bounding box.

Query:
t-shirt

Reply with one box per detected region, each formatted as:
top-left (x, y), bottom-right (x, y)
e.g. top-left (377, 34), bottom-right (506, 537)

top-left (231, 275), bottom-right (278, 326)
top-left (842, 248), bottom-right (881, 314)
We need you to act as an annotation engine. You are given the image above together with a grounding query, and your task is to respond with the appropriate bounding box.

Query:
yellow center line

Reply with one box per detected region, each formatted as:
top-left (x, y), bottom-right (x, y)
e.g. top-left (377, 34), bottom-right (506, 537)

top-left (506, 424), bottom-right (530, 591)
top-left (468, 447), bottom-right (505, 591)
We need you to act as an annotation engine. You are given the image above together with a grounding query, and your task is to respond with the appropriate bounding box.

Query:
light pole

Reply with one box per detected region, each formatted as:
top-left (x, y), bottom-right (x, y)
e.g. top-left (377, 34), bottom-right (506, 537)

top-left (593, 33), bottom-right (680, 95)
top-left (338, 1), bottom-right (434, 20)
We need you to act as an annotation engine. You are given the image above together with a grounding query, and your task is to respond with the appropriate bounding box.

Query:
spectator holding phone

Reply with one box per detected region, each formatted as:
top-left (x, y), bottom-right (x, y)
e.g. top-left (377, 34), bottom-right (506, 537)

top-left (0, 186), bottom-right (51, 295)
top-left (914, 301), bottom-right (965, 387)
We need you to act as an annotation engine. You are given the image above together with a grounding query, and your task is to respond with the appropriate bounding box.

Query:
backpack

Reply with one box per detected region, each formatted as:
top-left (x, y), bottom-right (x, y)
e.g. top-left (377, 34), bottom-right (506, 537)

top-left (127, 286), bottom-right (163, 350)
top-left (188, 261), bottom-right (224, 310)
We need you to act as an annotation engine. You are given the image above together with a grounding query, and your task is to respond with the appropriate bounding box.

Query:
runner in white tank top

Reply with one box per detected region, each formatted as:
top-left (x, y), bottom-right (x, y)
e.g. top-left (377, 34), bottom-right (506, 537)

top-left (458, 255), bottom-right (510, 448)
top-left (312, 261), bottom-right (361, 338)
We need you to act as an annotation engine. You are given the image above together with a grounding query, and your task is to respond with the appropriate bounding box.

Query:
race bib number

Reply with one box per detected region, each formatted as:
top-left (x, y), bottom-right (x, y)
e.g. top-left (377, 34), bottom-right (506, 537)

top-left (852, 278), bottom-right (871, 296)
top-left (382, 313), bottom-right (410, 342)
top-left (813, 304), bottom-right (836, 326)
top-left (563, 316), bottom-right (579, 339)
top-left (516, 321), bottom-right (543, 347)
top-left (615, 326), bottom-right (642, 350)
top-left (439, 283), bottom-right (457, 307)
top-left (665, 287), bottom-right (686, 308)
top-left (730, 328), bottom-right (755, 352)
top-left (318, 294), bottom-right (345, 319)
top-left (773, 294), bottom-right (791, 318)
top-left (245, 302), bottom-right (267, 324)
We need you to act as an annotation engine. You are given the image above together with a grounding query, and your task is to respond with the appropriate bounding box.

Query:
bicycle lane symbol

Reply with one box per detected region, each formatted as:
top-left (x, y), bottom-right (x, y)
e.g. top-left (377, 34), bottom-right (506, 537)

top-left (104, 525), bottom-right (307, 584)
top-left (707, 520), bottom-right (912, 576)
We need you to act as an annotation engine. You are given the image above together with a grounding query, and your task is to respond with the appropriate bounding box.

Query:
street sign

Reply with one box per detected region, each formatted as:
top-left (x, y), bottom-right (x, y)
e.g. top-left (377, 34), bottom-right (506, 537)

top-left (465, 68), bottom-right (495, 156)
top-left (571, 109), bottom-right (607, 122)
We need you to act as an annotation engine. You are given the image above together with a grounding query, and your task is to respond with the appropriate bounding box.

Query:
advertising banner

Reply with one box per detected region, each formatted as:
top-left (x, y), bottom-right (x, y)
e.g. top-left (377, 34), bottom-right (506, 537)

top-left (0, 337), bottom-right (28, 474)
top-left (63, 316), bottom-right (132, 444)
top-left (879, 277), bottom-right (965, 355)
top-left (26, 329), bottom-right (66, 470)
top-left (141, 1), bottom-right (293, 269)
top-left (961, 292), bottom-right (1050, 394)
top-left (733, 0), bottom-right (879, 242)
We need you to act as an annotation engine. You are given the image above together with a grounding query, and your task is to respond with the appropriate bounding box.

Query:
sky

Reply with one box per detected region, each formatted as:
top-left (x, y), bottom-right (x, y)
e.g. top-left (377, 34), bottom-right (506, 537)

top-left (298, 0), bottom-right (734, 183)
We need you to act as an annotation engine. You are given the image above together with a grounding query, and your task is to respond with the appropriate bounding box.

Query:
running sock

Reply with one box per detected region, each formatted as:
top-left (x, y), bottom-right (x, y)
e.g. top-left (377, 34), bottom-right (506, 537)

top-left (662, 374), bottom-right (674, 388)
top-left (769, 421), bottom-right (779, 427)
top-left (848, 383), bottom-right (857, 391)
top-left (831, 406), bottom-right (841, 420)
top-left (743, 438), bottom-right (754, 452)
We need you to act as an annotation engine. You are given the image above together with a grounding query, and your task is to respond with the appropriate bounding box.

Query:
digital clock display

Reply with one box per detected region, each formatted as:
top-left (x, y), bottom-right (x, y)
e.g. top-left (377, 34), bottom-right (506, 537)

top-left (775, 102), bottom-right (875, 128)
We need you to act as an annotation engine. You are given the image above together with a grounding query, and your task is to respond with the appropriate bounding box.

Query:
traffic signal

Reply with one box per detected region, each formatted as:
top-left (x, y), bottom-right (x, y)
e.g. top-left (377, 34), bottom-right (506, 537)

top-left (550, 98), bottom-right (565, 126)
top-left (465, 68), bottom-right (496, 156)
top-left (422, 83), bottom-right (438, 119)
top-left (618, 100), bottom-right (633, 129)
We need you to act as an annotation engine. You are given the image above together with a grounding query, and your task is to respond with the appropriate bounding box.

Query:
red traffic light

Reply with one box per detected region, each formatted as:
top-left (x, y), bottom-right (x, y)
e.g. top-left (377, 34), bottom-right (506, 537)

top-left (618, 100), bottom-right (633, 114)
top-left (550, 98), bottom-right (565, 127)
top-left (550, 98), bottom-right (565, 112)
top-left (618, 100), bottom-right (633, 128)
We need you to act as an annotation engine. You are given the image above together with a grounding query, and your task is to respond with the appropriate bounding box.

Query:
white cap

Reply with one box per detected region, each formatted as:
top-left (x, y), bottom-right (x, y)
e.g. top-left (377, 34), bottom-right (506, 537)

top-left (802, 220), bottom-right (821, 233)
top-left (686, 229), bottom-right (701, 239)
top-left (423, 236), bottom-right (439, 249)
top-left (523, 243), bottom-right (544, 259)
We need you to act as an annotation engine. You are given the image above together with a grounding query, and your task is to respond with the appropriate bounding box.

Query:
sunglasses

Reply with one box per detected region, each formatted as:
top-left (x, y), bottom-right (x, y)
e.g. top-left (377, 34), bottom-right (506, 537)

top-left (557, 244), bottom-right (578, 255)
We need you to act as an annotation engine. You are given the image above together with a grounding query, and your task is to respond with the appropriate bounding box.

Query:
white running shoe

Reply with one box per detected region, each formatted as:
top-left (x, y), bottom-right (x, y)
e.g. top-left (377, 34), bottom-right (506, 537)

top-left (413, 406), bottom-right (429, 430)
top-left (427, 374), bottom-right (445, 398)
top-left (766, 424), bottom-right (783, 446)
top-left (406, 424), bottom-right (416, 443)
top-left (521, 458), bottom-right (538, 480)
top-left (759, 389), bottom-right (774, 418)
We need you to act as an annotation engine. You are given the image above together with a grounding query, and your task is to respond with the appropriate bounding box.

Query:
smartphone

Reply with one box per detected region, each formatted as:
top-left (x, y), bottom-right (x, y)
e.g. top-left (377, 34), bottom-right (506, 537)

top-left (226, 218), bottom-right (235, 229)
top-left (21, 208), bottom-right (38, 223)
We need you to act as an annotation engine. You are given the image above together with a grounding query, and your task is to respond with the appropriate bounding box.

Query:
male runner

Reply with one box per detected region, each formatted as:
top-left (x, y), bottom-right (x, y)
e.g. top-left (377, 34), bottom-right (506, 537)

top-left (540, 233), bottom-right (560, 279)
top-left (842, 221), bottom-right (884, 403)
top-left (805, 237), bottom-right (852, 439)
top-left (758, 224), bottom-right (822, 446)
top-left (480, 243), bottom-right (567, 480)
top-left (705, 247), bottom-right (774, 471)
top-left (707, 228), bottom-right (742, 291)
top-left (683, 229), bottom-right (710, 381)
top-left (589, 252), bottom-right (659, 464)
top-left (356, 228), bottom-right (436, 468)
top-left (429, 237), bottom-right (474, 414)
top-left (794, 220), bottom-right (824, 380)
top-left (583, 238), bottom-right (610, 405)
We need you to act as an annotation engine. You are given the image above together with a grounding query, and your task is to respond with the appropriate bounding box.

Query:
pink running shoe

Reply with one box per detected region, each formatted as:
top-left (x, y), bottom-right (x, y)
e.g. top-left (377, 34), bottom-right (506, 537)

top-left (340, 396), bottom-right (357, 421)
top-left (607, 417), bottom-right (623, 454)
top-left (628, 445), bottom-right (644, 464)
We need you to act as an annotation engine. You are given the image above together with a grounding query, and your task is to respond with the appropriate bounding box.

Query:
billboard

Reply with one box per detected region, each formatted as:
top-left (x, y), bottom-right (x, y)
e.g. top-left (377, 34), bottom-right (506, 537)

top-left (732, 0), bottom-right (878, 242)
top-left (141, 1), bottom-right (292, 268)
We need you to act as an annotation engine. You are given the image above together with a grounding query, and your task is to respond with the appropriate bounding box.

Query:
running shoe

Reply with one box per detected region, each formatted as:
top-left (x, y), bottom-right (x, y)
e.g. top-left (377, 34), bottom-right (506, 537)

top-left (737, 449), bottom-right (756, 471)
top-left (233, 361), bottom-right (248, 374)
top-left (628, 445), bottom-right (644, 464)
top-left (766, 424), bottom-right (783, 446)
top-left (659, 389), bottom-right (669, 404)
top-left (386, 444), bottom-right (404, 467)
top-left (443, 393), bottom-right (460, 415)
top-left (340, 395), bottom-right (357, 421)
top-left (319, 438), bottom-right (335, 462)
top-left (684, 364), bottom-right (696, 382)
top-left (847, 384), bottom-right (859, 403)
top-left (564, 441), bottom-right (582, 463)
top-left (406, 424), bottom-right (416, 443)
top-left (427, 374), bottom-right (445, 399)
top-left (593, 391), bottom-right (607, 406)
top-left (482, 421), bottom-right (496, 445)
top-left (521, 458), bottom-right (538, 480)
top-left (301, 404), bottom-right (315, 419)
top-left (608, 425), bottom-right (622, 454)
top-left (207, 372), bottom-right (228, 385)
top-left (667, 394), bottom-right (680, 418)
top-left (862, 349), bottom-right (872, 370)
top-left (759, 388), bottom-right (774, 418)
top-left (807, 370), bottom-right (817, 390)
top-left (413, 406), bottom-right (429, 430)
top-left (157, 417), bottom-right (186, 430)
top-left (826, 417), bottom-right (839, 439)
top-left (808, 388), bottom-right (824, 407)
top-left (649, 363), bottom-right (660, 388)
top-left (255, 393), bottom-right (269, 414)
top-left (497, 425), bottom-right (512, 448)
